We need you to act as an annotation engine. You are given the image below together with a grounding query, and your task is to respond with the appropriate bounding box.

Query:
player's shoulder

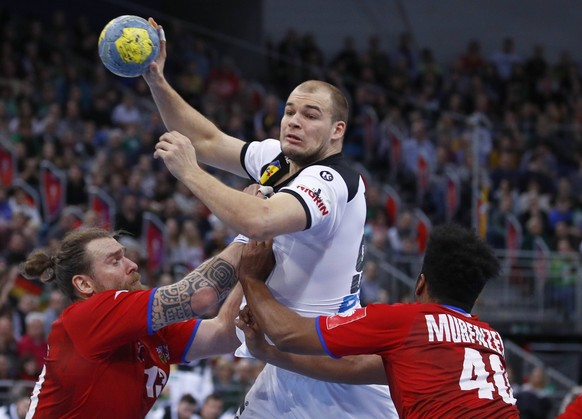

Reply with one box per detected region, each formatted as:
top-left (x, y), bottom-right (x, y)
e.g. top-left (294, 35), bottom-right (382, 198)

top-left (302, 154), bottom-right (363, 202)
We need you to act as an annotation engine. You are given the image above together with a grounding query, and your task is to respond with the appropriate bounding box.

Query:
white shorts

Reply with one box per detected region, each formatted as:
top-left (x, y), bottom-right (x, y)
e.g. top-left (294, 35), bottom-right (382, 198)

top-left (232, 364), bottom-right (397, 418)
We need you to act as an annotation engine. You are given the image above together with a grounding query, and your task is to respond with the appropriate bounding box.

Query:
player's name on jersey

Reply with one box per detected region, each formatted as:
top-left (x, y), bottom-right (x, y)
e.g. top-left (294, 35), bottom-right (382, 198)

top-left (425, 314), bottom-right (504, 355)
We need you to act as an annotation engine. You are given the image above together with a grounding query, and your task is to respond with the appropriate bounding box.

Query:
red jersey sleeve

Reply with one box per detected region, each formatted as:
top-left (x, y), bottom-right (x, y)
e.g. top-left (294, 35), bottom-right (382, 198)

top-left (317, 304), bottom-right (409, 358)
top-left (155, 319), bottom-right (201, 364)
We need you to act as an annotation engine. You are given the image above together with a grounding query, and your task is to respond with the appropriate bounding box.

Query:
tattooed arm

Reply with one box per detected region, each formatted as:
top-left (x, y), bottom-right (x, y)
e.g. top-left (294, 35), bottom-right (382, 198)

top-left (150, 242), bottom-right (243, 331)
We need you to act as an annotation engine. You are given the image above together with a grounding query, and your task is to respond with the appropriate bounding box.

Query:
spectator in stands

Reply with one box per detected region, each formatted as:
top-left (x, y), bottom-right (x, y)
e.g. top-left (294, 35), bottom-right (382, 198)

top-left (111, 92), bottom-right (142, 128)
top-left (43, 206), bottom-right (80, 245)
top-left (177, 219), bottom-right (206, 270)
top-left (253, 93), bottom-right (282, 141)
top-left (487, 192), bottom-right (516, 249)
top-left (489, 37), bottom-right (522, 82)
top-left (547, 237), bottom-right (577, 318)
top-left (0, 186), bottom-right (11, 230)
top-left (212, 356), bottom-right (238, 410)
top-left (0, 354), bottom-right (16, 402)
top-left (7, 188), bottom-right (41, 233)
top-left (516, 366), bottom-right (553, 419)
top-left (149, 392), bottom-right (199, 419)
top-left (548, 196), bottom-right (574, 231)
top-left (387, 209), bottom-right (415, 254)
top-left (16, 312), bottom-right (46, 375)
top-left (42, 289), bottom-right (66, 337)
top-left (195, 392), bottom-right (226, 419)
top-left (402, 119), bottom-right (436, 177)
top-left (65, 163), bottom-right (88, 207)
top-left (10, 295), bottom-right (38, 340)
top-left (0, 385), bottom-right (31, 419)
top-left (114, 193), bottom-right (143, 238)
top-left (458, 39), bottom-right (486, 76)
top-left (359, 260), bottom-right (382, 306)
top-left (0, 316), bottom-right (18, 378)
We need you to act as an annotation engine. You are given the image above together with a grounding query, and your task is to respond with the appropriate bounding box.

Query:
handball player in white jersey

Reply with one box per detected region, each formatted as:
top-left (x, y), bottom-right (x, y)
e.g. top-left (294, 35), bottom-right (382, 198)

top-left (145, 20), bottom-right (396, 418)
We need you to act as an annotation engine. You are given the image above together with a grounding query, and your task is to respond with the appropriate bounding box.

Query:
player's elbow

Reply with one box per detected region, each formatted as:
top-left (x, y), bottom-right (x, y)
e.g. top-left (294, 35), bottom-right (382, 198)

top-left (190, 287), bottom-right (219, 315)
top-left (239, 210), bottom-right (278, 241)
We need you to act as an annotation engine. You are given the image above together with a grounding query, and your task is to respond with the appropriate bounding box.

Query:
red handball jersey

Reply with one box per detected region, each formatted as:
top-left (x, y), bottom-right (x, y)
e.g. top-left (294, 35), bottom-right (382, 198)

top-left (317, 303), bottom-right (520, 419)
top-left (558, 394), bottom-right (582, 418)
top-left (27, 289), bottom-right (200, 418)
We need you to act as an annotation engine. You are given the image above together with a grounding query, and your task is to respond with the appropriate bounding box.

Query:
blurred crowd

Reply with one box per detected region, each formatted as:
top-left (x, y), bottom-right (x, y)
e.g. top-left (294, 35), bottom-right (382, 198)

top-left (1, 5), bottom-right (582, 418)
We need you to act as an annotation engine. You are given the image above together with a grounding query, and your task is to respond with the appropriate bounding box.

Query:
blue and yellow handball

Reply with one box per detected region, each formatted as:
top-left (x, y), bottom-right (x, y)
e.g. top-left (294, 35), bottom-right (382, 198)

top-left (98, 15), bottom-right (160, 78)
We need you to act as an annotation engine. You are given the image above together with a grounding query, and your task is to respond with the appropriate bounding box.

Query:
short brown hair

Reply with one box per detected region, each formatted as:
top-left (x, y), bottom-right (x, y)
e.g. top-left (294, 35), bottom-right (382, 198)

top-left (295, 80), bottom-right (349, 126)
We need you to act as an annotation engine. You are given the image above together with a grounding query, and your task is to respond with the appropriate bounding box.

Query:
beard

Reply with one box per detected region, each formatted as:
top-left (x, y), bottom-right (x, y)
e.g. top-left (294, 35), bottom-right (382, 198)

top-left (128, 271), bottom-right (145, 291)
top-left (281, 143), bottom-right (322, 168)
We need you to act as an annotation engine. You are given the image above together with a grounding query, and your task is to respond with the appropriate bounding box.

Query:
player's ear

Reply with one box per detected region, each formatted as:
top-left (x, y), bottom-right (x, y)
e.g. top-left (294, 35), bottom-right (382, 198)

top-left (414, 273), bottom-right (426, 298)
top-left (331, 121), bottom-right (346, 142)
top-left (72, 274), bottom-right (96, 297)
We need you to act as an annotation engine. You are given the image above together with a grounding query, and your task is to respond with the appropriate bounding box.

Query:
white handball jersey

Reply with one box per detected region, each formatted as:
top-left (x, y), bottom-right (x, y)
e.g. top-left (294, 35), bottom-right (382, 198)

top-left (234, 139), bottom-right (397, 418)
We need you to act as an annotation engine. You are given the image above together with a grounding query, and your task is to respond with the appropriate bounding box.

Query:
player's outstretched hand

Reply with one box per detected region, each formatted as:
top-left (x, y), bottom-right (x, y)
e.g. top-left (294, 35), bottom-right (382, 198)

top-left (238, 240), bottom-right (275, 284)
top-left (143, 17), bottom-right (167, 83)
top-left (236, 306), bottom-right (272, 359)
top-left (154, 131), bottom-right (200, 182)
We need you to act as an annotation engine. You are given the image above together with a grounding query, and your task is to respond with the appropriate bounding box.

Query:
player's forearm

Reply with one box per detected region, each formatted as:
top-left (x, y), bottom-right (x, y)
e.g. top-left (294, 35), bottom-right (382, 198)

top-left (148, 77), bottom-right (222, 159)
top-left (259, 347), bottom-right (388, 385)
top-left (240, 277), bottom-right (317, 353)
top-left (186, 283), bottom-right (243, 360)
top-left (150, 244), bottom-right (242, 331)
top-left (182, 170), bottom-right (280, 240)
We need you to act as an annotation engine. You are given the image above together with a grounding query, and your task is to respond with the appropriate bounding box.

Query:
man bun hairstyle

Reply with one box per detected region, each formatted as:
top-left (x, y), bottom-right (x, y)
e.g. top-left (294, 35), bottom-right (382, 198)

top-left (20, 228), bottom-right (114, 301)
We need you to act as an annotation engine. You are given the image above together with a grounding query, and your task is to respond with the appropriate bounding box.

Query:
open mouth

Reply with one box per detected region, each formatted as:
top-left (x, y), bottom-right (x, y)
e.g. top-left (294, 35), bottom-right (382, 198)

top-left (285, 134), bottom-right (302, 144)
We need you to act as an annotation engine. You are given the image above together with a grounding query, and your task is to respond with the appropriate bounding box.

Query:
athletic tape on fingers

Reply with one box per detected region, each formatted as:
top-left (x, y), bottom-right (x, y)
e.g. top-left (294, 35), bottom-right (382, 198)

top-left (258, 186), bottom-right (274, 197)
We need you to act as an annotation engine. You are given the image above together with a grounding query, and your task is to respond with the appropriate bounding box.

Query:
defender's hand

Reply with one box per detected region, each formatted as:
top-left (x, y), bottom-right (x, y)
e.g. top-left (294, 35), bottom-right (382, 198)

top-left (238, 240), bottom-right (275, 284)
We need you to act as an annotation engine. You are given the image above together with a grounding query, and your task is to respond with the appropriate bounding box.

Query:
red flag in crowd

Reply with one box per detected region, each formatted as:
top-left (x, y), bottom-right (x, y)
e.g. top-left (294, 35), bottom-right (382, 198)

top-left (414, 208), bottom-right (432, 254)
top-left (505, 214), bottom-right (522, 263)
top-left (417, 154), bottom-right (429, 204)
top-left (0, 139), bottom-right (16, 187)
top-left (384, 185), bottom-right (401, 227)
top-left (11, 273), bottom-right (43, 298)
top-left (40, 160), bottom-right (67, 223)
top-left (142, 212), bottom-right (166, 273)
top-left (89, 187), bottom-right (116, 230)
top-left (389, 132), bottom-right (402, 175)
top-left (13, 179), bottom-right (40, 209)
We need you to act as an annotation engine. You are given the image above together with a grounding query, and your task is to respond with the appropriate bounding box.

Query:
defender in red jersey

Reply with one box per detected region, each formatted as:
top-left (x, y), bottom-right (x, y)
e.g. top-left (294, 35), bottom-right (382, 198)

top-left (20, 228), bottom-right (243, 418)
top-left (237, 225), bottom-right (521, 418)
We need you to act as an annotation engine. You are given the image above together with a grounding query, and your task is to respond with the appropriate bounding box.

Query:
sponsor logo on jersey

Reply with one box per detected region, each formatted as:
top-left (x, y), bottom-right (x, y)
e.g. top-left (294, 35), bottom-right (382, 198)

top-left (320, 170), bottom-right (333, 181)
top-left (260, 161), bottom-right (282, 184)
top-left (156, 344), bottom-right (170, 364)
top-left (114, 290), bottom-right (128, 300)
top-left (326, 306), bottom-right (367, 330)
top-left (296, 185), bottom-right (329, 215)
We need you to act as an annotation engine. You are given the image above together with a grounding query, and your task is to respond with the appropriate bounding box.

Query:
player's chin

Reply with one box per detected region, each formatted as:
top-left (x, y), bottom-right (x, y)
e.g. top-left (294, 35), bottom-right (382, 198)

top-left (281, 144), bottom-right (304, 160)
